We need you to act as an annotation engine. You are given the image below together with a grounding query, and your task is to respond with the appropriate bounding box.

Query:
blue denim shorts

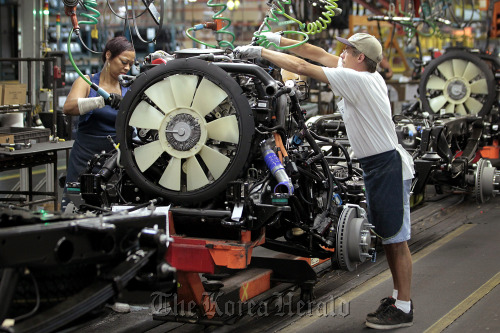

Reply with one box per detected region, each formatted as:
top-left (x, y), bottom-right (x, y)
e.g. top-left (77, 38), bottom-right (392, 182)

top-left (382, 179), bottom-right (412, 245)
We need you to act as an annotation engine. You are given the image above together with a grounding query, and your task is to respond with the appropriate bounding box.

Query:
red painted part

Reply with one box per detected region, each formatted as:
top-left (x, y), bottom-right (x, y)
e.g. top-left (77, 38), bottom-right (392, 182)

top-left (165, 214), bottom-right (265, 273)
top-left (165, 237), bottom-right (215, 273)
top-left (53, 66), bottom-right (62, 79)
top-left (238, 270), bottom-right (272, 302)
top-left (454, 150), bottom-right (482, 164)
top-left (151, 58), bottom-right (167, 64)
top-left (414, 0), bottom-right (421, 17)
top-left (480, 144), bottom-right (500, 160)
top-left (215, 18), bottom-right (227, 31)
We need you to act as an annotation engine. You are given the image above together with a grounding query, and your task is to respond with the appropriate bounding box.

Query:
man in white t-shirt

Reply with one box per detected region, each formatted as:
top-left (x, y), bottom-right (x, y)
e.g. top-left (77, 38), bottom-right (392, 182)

top-left (235, 33), bottom-right (415, 329)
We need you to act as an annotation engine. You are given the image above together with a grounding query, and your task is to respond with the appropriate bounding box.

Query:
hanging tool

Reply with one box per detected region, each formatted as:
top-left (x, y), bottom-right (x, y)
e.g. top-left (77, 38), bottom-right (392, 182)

top-left (64, 0), bottom-right (111, 101)
top-left (62, 0), bottom-right (80, 32)
top-left (186, 0), bottom-right (236, 49)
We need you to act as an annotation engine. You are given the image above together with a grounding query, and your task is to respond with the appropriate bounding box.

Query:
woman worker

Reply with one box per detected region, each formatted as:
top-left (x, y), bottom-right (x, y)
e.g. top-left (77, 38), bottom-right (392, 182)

top-left (61, 36), bottom-right (135, 211)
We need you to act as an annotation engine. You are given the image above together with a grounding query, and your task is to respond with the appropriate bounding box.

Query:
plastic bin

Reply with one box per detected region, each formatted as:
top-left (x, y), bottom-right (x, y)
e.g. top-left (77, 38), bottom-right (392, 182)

top-left (0, 127), bottom-right (51, 144)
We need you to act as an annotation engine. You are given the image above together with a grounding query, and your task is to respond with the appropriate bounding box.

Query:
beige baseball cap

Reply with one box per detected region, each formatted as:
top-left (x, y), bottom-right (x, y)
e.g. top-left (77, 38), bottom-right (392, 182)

top-left (336, 33), bottom-right (383, 63)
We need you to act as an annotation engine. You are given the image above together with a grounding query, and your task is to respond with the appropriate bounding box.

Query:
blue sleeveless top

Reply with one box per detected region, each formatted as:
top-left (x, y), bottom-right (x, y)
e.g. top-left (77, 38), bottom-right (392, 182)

top-left (65, 72), bottom-right (129, 184)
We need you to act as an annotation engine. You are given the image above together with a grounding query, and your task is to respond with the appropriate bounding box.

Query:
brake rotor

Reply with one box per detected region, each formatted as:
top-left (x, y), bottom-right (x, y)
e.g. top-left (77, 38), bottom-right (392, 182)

top-left (336, 205), bottom-right (375, 271)
top-left (475, 158), bottom-right (500, 204)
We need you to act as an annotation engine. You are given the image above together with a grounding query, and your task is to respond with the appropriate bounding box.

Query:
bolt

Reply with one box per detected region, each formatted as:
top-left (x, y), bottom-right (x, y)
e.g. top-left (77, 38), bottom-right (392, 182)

top-left (160, 263), bottom-right (174, 274)
top-left (159, 234), bottom-right (167, 243)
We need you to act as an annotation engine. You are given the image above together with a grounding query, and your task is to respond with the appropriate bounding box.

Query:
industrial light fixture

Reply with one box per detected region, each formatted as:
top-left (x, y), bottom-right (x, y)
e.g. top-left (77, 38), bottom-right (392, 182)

top-left (227, 0), bottom-right (240, 10)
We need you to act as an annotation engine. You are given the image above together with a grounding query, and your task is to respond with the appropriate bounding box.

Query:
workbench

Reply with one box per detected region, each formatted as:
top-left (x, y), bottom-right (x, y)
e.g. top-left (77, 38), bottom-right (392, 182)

top-left (0, 140), bottom-right (74, 210)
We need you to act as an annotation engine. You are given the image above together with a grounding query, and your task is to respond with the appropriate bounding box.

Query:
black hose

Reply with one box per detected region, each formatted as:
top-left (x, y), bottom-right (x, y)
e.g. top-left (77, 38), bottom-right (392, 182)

top-left (214, 62), bottom-right (277, 96)
top-left (334, 141), bottom-right (353, 182)
top-left (289, 95), bottom-right (337, 210)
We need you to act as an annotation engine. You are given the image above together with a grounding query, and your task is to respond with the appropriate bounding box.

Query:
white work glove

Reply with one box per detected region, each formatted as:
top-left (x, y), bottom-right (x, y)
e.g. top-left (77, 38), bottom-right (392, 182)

top-left (257, 32), bottom-right (282, 48)
top-left (233, 46), bottom-right (263, 60)
top-left (77, 96), bottom-right (105, 115)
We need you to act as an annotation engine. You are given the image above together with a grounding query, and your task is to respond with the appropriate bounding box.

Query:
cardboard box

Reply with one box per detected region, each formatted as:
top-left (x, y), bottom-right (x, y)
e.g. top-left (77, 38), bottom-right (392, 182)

top-left (0, 134), bottom-right (15, 144)
top-left (2, 83), bottom-right (27, 105)
top-left (0, 80), bottom-right (18, 105)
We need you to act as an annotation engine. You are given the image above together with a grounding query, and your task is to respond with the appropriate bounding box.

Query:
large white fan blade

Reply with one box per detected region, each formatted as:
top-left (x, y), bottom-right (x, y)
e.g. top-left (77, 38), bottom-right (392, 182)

top-left (185, 156), bottom-right (210, 191)
top-left (462, 62), bottom-right (481, 82)
top-left (134, 141), bottom-right (164, 172)
top-left (456, 103), bottom-right (467, 115)
top-left (206, 115), bottom-right (239, 144)
top-left (437, 61), bottom-right (454, 80)
top-left (445, 103), bottom-right (455, 114)
top-left (426, 75), bottom-right (446, 90)
top-left (452, 59), bottom-right (467, 78)
top-left (470, 79), bottom-right (488, 95)
top-left (129, 101), bottom-right (164, 130)
top-left (158, 157), bottom-right (182, 190)
top-left (199, 145), bottom-right (230, 180)
top-left (464, 97), bottom-right (483, 114)
top-left (429, 95), bottom-right (448, 112)
top-left (191, 78), bottom-right (228, 117)
top-left (170, 75), bottom-right (198, 108)
top-left (145, 79), bottom-right (177, 113)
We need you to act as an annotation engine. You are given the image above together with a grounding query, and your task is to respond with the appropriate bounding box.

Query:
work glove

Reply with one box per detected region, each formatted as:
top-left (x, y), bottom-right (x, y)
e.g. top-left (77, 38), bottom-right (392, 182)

top-left (256, 32), bottom-right (282, 48)
top-left (105, 93), bottom-right (122, 110)
top-left (233, 46), bottom-right (263, 60)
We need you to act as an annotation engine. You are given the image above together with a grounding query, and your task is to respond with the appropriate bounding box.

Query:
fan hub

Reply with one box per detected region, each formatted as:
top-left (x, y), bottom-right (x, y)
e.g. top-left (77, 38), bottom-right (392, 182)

top-left (446, 80), bottom-right (467, 101)
top-left (159, 108), bottom-right (208, 159)
top-left (166, 113), bottom-right (201, 151)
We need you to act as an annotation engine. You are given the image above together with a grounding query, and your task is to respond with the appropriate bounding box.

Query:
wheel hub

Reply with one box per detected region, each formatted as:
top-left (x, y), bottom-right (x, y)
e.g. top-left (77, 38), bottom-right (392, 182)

top-left (166, 113), bottom-right (201, 151)
top-left (336, 205), bottom-right (375, 271)
top-left (475, 158), bottom-right (500, 204)
top-left (446, 80), bottom-right (467, 101)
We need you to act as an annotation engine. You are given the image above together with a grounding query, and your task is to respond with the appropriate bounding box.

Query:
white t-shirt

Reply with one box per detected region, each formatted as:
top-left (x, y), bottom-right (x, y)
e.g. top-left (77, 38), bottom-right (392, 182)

top-left (322, 67), bottom-right (414, 180)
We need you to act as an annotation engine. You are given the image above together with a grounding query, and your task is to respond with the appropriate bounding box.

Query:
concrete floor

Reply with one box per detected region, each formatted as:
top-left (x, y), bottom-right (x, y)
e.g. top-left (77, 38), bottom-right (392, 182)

top-left (284, 202), bottom-right (500, 333)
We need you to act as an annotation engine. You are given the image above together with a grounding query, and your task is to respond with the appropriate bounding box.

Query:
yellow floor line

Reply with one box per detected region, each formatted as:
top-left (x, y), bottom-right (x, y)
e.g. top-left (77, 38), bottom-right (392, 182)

top-left (0, 165), bottom-right (67, 181)
top-left (282, 223), bottom-right (476, 332)
top-left (423, 271), bottom-right (500, 333)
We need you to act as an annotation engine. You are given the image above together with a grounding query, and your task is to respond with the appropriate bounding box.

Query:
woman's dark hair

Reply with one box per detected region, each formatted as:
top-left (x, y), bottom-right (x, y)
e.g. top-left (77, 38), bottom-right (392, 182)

top-left (101, 36), bottom-right (134, 63)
